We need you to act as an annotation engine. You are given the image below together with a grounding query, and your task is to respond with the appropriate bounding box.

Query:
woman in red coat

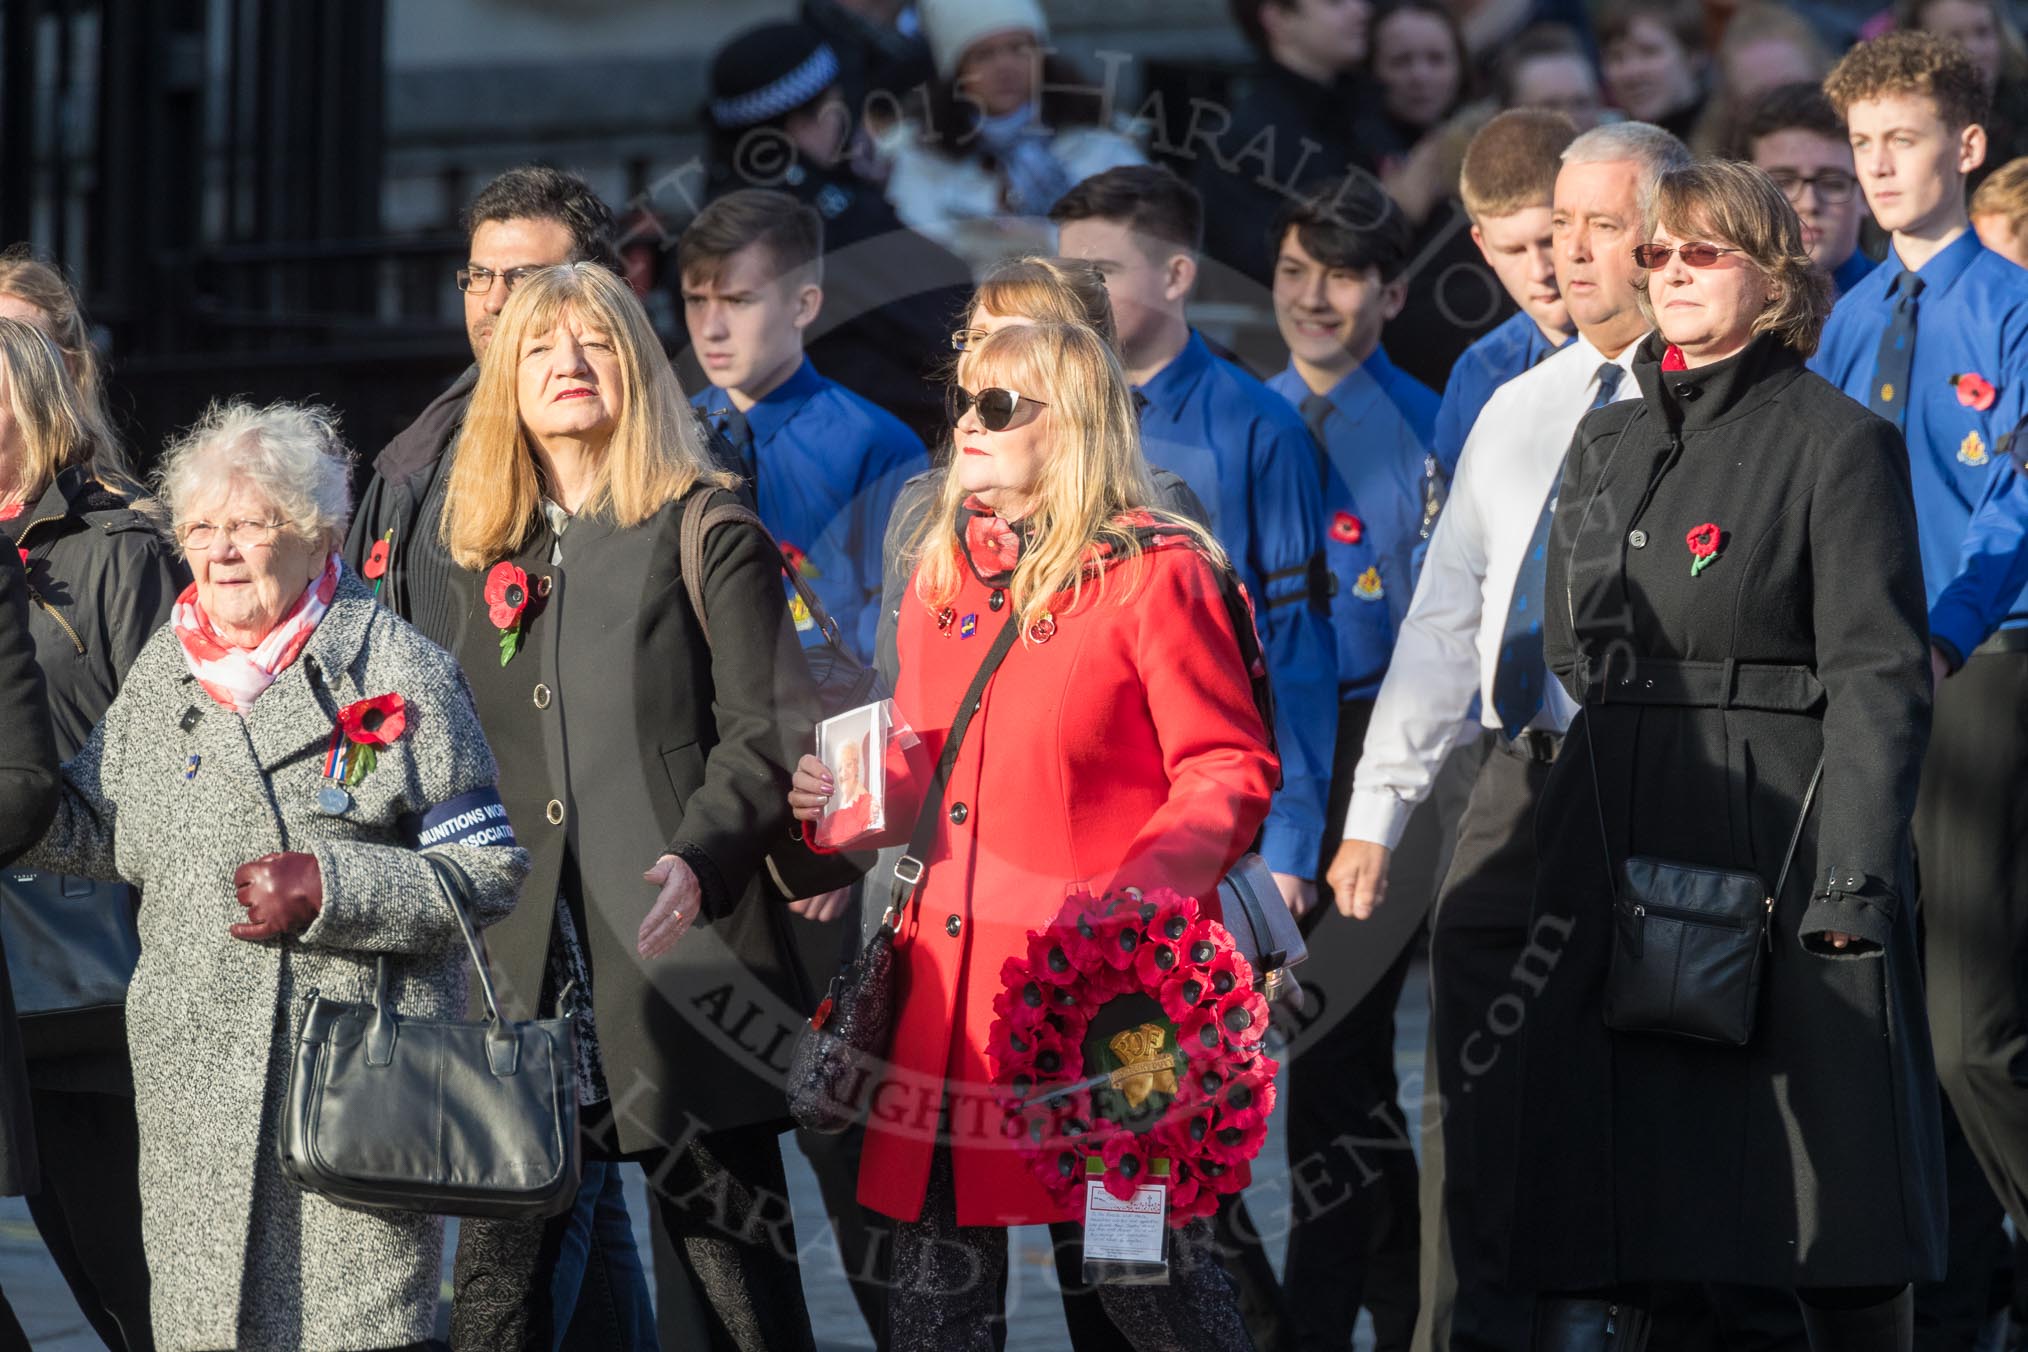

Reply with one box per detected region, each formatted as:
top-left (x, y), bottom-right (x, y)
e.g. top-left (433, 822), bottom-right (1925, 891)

top-left (792, 321), bottom-right (1276, 1350)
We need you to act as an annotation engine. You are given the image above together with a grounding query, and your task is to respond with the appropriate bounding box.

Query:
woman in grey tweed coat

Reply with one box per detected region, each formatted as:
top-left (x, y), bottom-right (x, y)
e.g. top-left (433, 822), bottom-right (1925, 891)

top-left (24, 401), bottom-right (529, 1352)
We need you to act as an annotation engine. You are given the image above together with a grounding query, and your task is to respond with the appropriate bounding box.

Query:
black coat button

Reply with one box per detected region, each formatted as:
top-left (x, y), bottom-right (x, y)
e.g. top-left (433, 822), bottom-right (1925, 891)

top-left (989, 590), bottom-right (1005, 611)
top-left (533, 683), bottom-right (552, 709)
top-left (946, 914), bottom-right (962, 937)
top-left (949, 802), bottom-right (968, 824)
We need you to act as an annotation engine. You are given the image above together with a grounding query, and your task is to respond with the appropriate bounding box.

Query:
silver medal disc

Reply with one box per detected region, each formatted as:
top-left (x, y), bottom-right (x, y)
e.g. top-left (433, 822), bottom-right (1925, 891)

top-left (317, 785), bottom-right (352, 816)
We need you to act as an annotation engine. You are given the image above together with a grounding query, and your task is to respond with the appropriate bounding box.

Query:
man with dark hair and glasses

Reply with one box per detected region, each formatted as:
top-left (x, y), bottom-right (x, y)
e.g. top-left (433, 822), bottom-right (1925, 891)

top-left (1745, 81), bottom-right (1875, 299)
top-left (345, 164), bottom-right (620, 639)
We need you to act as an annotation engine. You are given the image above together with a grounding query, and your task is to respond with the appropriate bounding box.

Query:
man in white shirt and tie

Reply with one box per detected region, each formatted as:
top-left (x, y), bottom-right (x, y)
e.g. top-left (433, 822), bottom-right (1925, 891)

top-left (1326, 121), bottom-right (1689, 1350)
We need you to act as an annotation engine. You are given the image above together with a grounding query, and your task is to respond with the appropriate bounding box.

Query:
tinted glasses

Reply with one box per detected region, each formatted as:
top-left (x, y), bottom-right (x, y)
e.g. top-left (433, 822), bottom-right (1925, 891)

top-left (948, 385), bottom-right (1048, 432)
top-left (1631, 242), bottom-right (1745, 269)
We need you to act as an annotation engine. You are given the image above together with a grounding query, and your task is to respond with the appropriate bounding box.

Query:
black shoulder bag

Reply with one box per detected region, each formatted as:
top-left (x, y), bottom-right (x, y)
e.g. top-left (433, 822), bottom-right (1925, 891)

top-left (281, 854), bottom-right (580, 1218)
top-left (786, 613), bottom-right (1021, 1134)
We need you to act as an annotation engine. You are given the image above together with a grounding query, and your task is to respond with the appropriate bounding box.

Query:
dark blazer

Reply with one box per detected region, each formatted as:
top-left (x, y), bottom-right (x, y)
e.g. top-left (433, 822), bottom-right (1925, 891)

top-left (0, 545), bottom-right (58, 1193)
top-left (1514, 332), bottom-right (1945, 1289)
top-left (445, 486), bottom-right (819, 1145)
top-left (344, 366), bottom-right (478, 644)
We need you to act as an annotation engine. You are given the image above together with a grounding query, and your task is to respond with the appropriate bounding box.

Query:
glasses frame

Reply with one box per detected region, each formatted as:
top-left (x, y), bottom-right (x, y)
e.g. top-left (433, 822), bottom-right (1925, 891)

top-left (947, 385), bottom-right (1049, 433)
top-left (1632, 242), bottom-right (1746, 270)
top-left (455, 264), bottom-right (548, 295)
top-left (176, 518), bottom-right (295, 552)
top-left (1766, 169), bottom-right (1858, 205)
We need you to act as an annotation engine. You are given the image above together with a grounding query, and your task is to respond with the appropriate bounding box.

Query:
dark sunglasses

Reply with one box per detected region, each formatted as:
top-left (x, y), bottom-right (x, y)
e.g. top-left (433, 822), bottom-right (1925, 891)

top-left (948, 385), bottom-right (1048, 432)
top-left (1632, 242), bottom-right (1745, 269)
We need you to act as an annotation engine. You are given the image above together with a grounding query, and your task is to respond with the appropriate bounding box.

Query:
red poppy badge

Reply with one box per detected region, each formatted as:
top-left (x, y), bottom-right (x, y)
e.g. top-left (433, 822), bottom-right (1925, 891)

top-left (1951, 372), bottom-right (1997, 412)
top-left (486, 561), bottom-right (530, 665)
top-left (1686, 522), bottom-right (1724, 577)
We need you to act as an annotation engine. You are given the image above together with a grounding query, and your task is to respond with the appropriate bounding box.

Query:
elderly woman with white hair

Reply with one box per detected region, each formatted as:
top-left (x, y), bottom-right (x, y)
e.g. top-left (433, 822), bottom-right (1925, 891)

top-left (22, 399), bottom-right (529, 1352)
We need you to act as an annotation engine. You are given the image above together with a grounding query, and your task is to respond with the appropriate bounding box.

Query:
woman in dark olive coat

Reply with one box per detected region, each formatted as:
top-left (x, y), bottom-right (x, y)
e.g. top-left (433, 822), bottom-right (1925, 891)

top-left (436, 262), bottom-right (820, 1352)
top-left (1516, 161), bottom-right (1944, 1351)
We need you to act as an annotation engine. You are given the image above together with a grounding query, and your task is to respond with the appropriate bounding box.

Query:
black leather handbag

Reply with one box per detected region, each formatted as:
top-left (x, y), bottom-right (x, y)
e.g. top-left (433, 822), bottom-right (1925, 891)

top-left (280, 854), bottom-right (581, 1219)
top-left (1589, 730), bottom-right (1824, 1047)
top-left (680, 490), bottom-right (878, 900)
top-left (0, 869), bottom-right (140, 1057)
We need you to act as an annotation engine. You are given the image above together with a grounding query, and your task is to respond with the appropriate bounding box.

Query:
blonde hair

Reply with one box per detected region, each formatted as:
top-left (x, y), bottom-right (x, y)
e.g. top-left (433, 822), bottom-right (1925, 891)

top-left (441, 262), bottom-right (735, 569)
top-left (0, 316), bottom-right (96, 501)
top-left (0, 248), bottom-right (126, 481)
top-left (969, 256), bottom-right (1117, 349)
top-left (1636, 159), bottom-right (1831, 356)
top-left (1972, 154), bottom-right (2028, 234)
top-left (909, 322), bottom-right (1223, 632)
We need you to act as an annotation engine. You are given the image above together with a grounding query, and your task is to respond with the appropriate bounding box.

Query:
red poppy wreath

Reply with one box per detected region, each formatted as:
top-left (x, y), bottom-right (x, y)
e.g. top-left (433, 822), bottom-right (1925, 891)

top-left (986, 887), bottom-right (1277, 1226)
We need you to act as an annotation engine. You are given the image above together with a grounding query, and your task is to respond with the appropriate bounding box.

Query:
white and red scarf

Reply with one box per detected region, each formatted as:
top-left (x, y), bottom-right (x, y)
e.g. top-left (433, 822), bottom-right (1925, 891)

top-left (172, 552), bottom-right (342, 714)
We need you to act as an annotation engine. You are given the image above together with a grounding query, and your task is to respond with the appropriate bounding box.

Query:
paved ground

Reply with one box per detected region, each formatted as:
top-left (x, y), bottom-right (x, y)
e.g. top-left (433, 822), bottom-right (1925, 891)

top-left (0, 968), bottom-right (1431, 1350)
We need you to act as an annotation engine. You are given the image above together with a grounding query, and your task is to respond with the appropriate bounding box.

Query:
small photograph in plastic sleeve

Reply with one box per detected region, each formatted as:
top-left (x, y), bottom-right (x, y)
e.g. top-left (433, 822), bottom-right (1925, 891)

top-left (815, 702), bottom-right (888, 848)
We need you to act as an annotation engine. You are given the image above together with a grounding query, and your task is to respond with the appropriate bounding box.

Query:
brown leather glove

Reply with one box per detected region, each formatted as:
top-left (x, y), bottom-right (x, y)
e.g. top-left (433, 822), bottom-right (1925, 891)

top-left (231, 851), bottom-right (323, 941)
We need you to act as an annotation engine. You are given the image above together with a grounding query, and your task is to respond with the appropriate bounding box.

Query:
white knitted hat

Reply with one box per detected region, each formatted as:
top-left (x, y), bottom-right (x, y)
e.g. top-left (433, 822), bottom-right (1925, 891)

top-left (920, 0), bottom-right (1050, 82)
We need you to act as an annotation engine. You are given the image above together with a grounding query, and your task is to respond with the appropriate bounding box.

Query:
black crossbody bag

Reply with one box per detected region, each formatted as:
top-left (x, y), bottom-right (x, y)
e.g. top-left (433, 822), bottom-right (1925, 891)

top-left (1586, 727), bottom-right (1823, 1046)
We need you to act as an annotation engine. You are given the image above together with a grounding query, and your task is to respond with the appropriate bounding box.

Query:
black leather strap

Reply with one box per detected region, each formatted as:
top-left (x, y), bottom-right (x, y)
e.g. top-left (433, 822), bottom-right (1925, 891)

top-left (886, 614), bottom-right (1022, 928)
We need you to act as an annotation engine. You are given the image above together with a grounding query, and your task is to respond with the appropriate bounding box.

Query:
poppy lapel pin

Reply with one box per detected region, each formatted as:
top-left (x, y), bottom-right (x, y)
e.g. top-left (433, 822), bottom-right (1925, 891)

top-left (485, 561), bottom-right (530, 666)
top-left (1330, 511), bottom-right (1364, 545)
top-left (363, 529), bottom-right (393, 595)
top-left (329, 693), bottom-right (409, 788)
top-left (1951, 372), bottom-right (1998, 412)
top-left (1686, 522), bottom-right (1724, 577)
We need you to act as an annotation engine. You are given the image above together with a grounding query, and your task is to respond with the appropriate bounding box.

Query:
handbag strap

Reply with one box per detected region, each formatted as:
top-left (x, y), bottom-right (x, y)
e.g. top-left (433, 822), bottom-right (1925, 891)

top-left (680, 487), bottom-right (850, 655)
top-left (884, 614), bottom-right (1022, 929)
top-left (1582, 724), bottom-right (1827, 902)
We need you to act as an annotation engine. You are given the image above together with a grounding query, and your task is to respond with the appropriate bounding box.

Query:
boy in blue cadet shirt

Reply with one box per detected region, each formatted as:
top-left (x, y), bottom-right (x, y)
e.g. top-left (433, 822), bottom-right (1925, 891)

top-left (1432, 109), bottom-right (1581, 479)
top-left (1816, 29), bottom-right (2028, 1267)
top-left (1746, 82), bottom-right (1878, 301)
top-left (1267, 174), bottom-right (1435, 641)
top-left (680, 188), bottom-right (928, 664)
top-left (1050, 163), bottom-right (1341, 921)
top-left (1261, 169), bottom-right (1435, 1352)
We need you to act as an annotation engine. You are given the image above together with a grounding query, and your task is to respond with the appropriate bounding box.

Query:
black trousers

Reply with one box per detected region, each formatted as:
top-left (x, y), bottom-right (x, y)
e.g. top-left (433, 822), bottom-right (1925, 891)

top-left (455, 1112), bottom-right (812, 1352)
top-left (1425, 739), bottom-right (1553, 1352)
top-left (1917, 648), bottom-right (2028, 1236)
top-left (1283, 699), bottom-right (1421, 1352)
top-left (23, 1084), bottom-right (152, 1350)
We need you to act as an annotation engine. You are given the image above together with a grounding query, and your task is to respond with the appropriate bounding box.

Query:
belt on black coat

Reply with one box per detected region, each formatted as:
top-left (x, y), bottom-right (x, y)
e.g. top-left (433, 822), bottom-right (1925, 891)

top-left (1575, 654), bottom-right (1825, 714)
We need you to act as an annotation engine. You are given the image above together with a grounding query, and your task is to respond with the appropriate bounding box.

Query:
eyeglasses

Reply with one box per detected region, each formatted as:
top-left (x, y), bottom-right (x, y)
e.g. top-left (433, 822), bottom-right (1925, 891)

top-left (455, 265), bottom-right (548, 294)
top-left (1631, 242), bottom-right (1746, 269)
top-left (1766, 169), bottom-right (1858, 205)
top-left (176, 519), bottom-right (293, 551)
top-left (951, 328), bottom-right (985, 352)
top-left (948, 385), bottom-right (1048, 432)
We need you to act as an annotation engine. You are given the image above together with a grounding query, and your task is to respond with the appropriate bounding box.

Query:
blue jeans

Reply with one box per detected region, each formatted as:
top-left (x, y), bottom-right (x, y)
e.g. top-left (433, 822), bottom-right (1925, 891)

top-left (550, 1159), bottom-right (658, 1351)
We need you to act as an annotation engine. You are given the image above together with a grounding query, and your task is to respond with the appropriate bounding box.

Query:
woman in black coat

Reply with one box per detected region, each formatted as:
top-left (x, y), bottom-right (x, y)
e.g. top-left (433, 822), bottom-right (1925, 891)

top-left (1516, 161), bottom-right (1944, 1351)
top-left (435, 262), bottom-right (820, 1352)
top-left (0, 314), bottom-right (179, 1352)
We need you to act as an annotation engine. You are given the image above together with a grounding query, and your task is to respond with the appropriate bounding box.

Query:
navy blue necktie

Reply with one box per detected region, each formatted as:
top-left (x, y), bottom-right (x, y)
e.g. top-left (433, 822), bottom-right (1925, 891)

top-left (1490, 362), bottom-right (1624, 738)
top-left (714, 407), bottom-right (756, 482)
top-left (1300, 393), bottom-right (1333, 486)
top-left (1869, 270), bottom-right (1924, 429)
